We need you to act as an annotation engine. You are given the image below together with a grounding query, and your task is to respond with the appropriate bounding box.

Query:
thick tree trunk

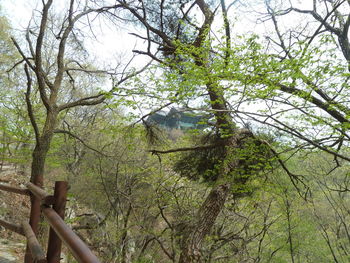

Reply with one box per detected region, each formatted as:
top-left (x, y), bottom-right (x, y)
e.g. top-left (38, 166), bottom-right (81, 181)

top-left (178, 79), bottom-right (236, 262)
top-left (179, 184), bottom-right (230, 263)
top-left (29, 110), bottom-right (58, 233)
top-left (28, 143), bottom-right (49, 233)
top-left (25, 111), bottom-right (57, 263)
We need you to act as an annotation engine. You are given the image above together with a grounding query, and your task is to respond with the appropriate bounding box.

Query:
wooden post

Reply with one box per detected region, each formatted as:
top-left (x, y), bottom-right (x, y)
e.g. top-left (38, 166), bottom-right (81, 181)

top-left (46, 181), bottom-right (68, 263)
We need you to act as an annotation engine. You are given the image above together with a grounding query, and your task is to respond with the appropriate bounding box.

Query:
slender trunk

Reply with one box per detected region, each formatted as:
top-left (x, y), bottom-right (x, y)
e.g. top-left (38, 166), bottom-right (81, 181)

top-left (121, 202), bottom-right (132, 263)
top-left (179, 184), bottom-right (230, 263)
top-left (0, 128), bottom-right (5, 171)
top-left (285, 197), bottom-right (295, 263)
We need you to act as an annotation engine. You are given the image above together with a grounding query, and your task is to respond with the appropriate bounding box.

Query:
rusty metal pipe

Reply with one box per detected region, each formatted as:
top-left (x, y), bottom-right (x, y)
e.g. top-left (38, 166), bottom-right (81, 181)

top-left (42, 206), bottom-right (100, 263)
top-left (21, 221), bottom-right (47, 263)
top-left (26, 182), bottom-right (54, 205)
top-left (47, 181), bottom-right (68, 263)
top-left (0, 183), bottom-right (30, 195)
top-left (0, 218), bottom-right (24, 235)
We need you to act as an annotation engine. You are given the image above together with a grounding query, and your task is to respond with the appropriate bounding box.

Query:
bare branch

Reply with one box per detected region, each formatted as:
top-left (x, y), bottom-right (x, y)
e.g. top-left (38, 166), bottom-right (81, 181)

top-left (11, 37), bottom-right (35, 71)
top-left (54, 129), bottom-right (112, 157)
top-left (149, 143), bottom-right (223, 155)
top-left (34, 0), bottom-right (53, 110)
top-left (132, 101), bottom-right (174, 126)
top-left (24, 64), bottom-right (40, 144)
top-left (58, 94), bottom-right (105, 112)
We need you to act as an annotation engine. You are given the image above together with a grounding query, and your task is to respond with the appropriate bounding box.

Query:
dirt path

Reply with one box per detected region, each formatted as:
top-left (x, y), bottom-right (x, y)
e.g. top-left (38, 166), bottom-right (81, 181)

top-left (0, 238), bottom-right (24, 263)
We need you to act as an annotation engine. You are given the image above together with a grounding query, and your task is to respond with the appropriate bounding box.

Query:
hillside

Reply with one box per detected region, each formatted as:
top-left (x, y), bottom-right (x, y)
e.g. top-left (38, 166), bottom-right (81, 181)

top-left (0, 165), bottom-right (28, 262)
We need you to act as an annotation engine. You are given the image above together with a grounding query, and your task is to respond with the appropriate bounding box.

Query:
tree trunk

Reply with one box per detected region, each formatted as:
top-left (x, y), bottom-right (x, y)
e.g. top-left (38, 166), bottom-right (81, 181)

top-left (25, 111), bottom-right (57, 263)
top-left (29, 110), bottom-right (58, 232)
top-left (121, 202), bottom-right (132, 263)
top-left (178, 79), bottom-right (236, 262)
top-left (179, 184), bottom-right (230, 263)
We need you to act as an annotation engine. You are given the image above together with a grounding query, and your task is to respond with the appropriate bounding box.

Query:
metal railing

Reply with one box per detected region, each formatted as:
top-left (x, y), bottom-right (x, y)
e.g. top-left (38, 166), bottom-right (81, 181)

top-left (0, 180), bottom-right (100, 263)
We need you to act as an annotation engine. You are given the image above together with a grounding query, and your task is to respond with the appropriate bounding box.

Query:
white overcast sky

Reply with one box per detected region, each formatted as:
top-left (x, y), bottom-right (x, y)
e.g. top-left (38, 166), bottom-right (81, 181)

top-left (0, 0), bottom-right (273, 58)
top-left (1, 0), bottom-right (148, 70)
top-left (0, 0), bottom-right (318, 62)
top-left (0, 0), bottom-right (335, 127)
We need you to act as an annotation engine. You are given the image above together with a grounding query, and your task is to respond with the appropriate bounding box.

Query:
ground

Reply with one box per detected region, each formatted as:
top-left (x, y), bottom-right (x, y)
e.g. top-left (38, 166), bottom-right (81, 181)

top-left (0, 164), bottom-right (29, 262)
top-left (0, 239), bottom-right (25, 263)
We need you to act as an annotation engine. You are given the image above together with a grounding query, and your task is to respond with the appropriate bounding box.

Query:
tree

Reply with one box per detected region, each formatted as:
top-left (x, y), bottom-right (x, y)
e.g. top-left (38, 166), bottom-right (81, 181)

top-left (0, 7), bottom-right (30, 170)
top-left (4, 0), bottom-right (350, 261)
top-left (226, 0), bottom-right (350, 167)
top-left (8, 2), bottom-right (147, 262)
top-left (114, 0), bottom-right (350, 261)
top-left (114, 1), bottom-right (275, 262)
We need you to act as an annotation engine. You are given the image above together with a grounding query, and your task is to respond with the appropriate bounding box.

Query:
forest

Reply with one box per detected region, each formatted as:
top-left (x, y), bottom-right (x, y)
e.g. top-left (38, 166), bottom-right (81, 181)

top-left (0, 0), bottom-right (350, 262)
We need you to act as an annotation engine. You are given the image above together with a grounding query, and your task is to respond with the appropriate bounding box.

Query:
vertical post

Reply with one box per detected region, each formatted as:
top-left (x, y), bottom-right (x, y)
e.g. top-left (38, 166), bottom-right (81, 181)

top-left (46, 181), bottom-right (68, 263)
top-left (25, 196), bottom-right (41, 263)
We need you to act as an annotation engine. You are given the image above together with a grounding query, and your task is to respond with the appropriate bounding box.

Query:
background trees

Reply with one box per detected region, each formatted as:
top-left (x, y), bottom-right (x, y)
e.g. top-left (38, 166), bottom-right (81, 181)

top-left (1, 0), bottom-right (350, 262)
top-left (112, 0), bottom-right (350, 261)
top-left (0, 8), bottom-right (32, 171)
top-left (8, 1), bottom-right (148, 245)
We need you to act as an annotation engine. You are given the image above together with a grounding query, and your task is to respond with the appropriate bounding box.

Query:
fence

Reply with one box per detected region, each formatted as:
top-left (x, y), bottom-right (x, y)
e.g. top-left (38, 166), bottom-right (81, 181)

top-left (0, 181), bottom-right (100, 263)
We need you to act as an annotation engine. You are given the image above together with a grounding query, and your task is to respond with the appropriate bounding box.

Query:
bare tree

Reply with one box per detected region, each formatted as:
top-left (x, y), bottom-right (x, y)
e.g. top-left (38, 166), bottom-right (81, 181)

top-left (10, 2), bottom-right (148, 262)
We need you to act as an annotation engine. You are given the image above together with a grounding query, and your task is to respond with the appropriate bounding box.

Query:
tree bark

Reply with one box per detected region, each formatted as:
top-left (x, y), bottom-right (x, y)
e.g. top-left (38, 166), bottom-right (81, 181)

top-left (179, 184), bottom-right (230, 263)
top-left (178, 65), bottom-right (236, 263)
top-left (25, 110), bottom-right (58, 263)
top-left (29, 109), bottom-right (58, 233)
top-left (115, 1), bottom-right (238, 261)
top-left (178, 26), bottom-right (236, 263)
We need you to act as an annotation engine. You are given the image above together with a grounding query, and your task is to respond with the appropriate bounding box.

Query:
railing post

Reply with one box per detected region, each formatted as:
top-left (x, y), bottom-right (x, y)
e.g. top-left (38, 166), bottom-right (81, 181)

top-left (47, 181), bottom-right (68, 263)
top-left (25, 195), bottom-right (42, 263)
top-left (22, 221), bottom-right (47, 263)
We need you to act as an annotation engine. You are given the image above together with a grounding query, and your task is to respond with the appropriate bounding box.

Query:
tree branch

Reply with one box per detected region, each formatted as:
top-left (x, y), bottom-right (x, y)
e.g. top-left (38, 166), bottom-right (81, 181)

top-left (149, 144), bottom-right (223, 155)
top-left (24, 64), bottom-right (40, 144)
top-left (54, 129), bottom-right (112, 157)
top-left (34, 0), bottom-right (53, 111)
top-left (193, 0), bottom-right (216, 48)
top-left (58, 94), bottom-right (105, 112)
top-left (276, 83), bottom-right (349, 125)
top-left (11, 37), bottom-right (35, 70)
top-left (221, 0), bottom-right (231, 66)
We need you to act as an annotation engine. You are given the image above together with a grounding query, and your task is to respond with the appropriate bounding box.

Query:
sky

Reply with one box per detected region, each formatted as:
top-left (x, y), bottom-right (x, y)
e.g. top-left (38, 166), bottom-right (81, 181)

top-left (1, 0), bottom-right (344, 138)
top-left (0, 0), bottom-right (328, 117)
top-left (0, 0), bottom-right (272, 60)
top-left (0, 0), bottom-right (319, 62)
top-left (1, 0), bottom-right (148, 70)
top-left (0, 0), bottom-right (291, 68)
